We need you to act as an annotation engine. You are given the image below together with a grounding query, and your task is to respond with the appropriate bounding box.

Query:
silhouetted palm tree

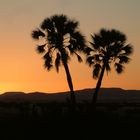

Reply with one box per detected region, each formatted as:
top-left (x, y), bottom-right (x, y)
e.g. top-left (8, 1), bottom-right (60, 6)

top-left (32, 14), bottom-right (86, 105)
top-left (86, 28), bottom-right (133, 106)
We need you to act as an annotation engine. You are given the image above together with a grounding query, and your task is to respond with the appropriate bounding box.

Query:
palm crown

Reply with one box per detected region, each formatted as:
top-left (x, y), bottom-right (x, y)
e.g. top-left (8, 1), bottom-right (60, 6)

top-left (86, 28), bottom-right (133, 79)
top-left (32, 14), bottom-right (86, 72)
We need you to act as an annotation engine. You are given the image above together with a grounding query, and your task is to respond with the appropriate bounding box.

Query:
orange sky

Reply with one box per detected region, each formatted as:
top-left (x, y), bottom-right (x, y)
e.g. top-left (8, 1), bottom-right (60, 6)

top-left (0, 0), bottom-right (140, 94)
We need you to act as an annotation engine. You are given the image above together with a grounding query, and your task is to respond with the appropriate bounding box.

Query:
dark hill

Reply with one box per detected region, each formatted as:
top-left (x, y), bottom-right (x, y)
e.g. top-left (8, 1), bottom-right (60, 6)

top-left (0, 88), bottom-right (140, 103)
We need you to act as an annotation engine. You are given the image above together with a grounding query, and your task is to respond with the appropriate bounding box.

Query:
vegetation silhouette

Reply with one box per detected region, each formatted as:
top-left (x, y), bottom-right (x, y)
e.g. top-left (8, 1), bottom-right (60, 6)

top-left (31, 14), bottom-right (86, 106)
top-left (86, 28), bottom-right (133, 107)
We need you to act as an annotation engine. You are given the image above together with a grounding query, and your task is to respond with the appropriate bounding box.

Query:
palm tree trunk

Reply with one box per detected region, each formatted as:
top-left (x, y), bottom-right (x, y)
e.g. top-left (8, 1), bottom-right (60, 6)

top-left (92, 63), bottom-right (106, 107)
top-left (60, 49), bottom-right (76, 105)
top-left (63, 61), bottom-right (76, 105)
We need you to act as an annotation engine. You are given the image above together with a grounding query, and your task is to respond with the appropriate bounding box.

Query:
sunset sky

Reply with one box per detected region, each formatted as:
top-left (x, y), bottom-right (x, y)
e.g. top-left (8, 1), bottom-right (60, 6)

top-left (0, 0), bottom-right (140, 94)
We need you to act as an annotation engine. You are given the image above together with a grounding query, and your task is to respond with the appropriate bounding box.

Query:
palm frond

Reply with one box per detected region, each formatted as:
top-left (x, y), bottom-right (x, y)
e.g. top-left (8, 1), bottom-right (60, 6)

top-left (122, 44), bottom-right (133, 55)
top-left (108, 43), bottom-right (122, 57)
top-left (40, 18), bottom-right (54, 32)
top-left (92, 34), bottom-right (101, 49)
top-left (55, 53), bottom-right (61, 72)
top-left (93, 64), bottom-right (101, 79)
top-left (67, 44), bottom-right (75, 54)
top-left (43, 52), bottom-right (53, 71)
top-left (105, 63), bottom-right (111, 74)
top-left (70, 31), bottom-right (86, 51)
top-left (32, 29), bottom-right (45, 40)
top-left (119, 55), bottom-right (130, 64)
top-left (51, 14), bottom-right (67, 33)
top-left (86, 56), bottom-right (94, 66)
top-left (115, 63), bottom-right (124, 74)
top-left (89, 41), bottom-right (98, 50)
top-left (36, 44), bottom-right (46, 53)
top-left (47, 32), bottom-right (58, 45)
top-left (94, 54), bottom-right (102, 62)
top-left (85, 46), bottom-right (94, 55)
top-left (65, 20), bottom-right (79, 33)
top-left (111, 29), bottom-right (126, 43)
top-left (75, 53), bottom-right (83, 63)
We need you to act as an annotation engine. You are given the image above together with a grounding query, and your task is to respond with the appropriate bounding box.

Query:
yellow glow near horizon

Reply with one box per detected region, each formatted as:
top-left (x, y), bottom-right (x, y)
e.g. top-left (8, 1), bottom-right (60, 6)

top-left (0, 0), bottom-right (140, 94)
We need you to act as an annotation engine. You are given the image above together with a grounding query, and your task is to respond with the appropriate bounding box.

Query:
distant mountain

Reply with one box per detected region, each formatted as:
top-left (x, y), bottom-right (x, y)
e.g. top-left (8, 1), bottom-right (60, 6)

top-left (1, 92), bottom-right (26, 97)
top-left (0, 88), bottom-right (140, 103)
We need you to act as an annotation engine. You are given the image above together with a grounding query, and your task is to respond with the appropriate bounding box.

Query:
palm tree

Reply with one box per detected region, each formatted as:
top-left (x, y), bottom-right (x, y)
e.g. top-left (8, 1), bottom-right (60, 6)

top-left (31, 14), bottom-right (86, 105)
top-left (86, 28), bottom-right (133, 106)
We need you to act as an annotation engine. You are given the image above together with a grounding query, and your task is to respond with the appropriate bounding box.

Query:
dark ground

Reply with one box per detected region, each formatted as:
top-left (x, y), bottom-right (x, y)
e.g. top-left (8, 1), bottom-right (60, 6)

top-left (0, 102), bottom-right (140, 139)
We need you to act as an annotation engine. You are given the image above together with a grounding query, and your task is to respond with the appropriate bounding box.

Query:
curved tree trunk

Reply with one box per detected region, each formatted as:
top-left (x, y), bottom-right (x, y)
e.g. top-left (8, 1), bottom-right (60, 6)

top-left (61, 50), bottom-right (76, 106)
top-left (63, 61), bottom-right (76, 105)
top-left (92, 63), bottom-right (106, 108)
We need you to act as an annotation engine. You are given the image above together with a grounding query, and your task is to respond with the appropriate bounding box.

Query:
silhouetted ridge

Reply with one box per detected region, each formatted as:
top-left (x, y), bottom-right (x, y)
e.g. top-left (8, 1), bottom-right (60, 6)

top-left (1, 92), bottom-right (26, 97)
top-left (0, 88), bottom-right (140, 103)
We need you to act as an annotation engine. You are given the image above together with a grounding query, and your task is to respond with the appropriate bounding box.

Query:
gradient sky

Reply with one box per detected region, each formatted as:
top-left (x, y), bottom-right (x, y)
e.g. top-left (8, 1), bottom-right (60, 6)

top-left (0, 0), bottom-right (140, 93)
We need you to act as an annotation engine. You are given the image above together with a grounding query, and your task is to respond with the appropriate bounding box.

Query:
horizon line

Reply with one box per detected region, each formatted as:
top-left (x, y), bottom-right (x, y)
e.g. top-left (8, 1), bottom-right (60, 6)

top-left (0, 87), bottom-right (140, 95)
